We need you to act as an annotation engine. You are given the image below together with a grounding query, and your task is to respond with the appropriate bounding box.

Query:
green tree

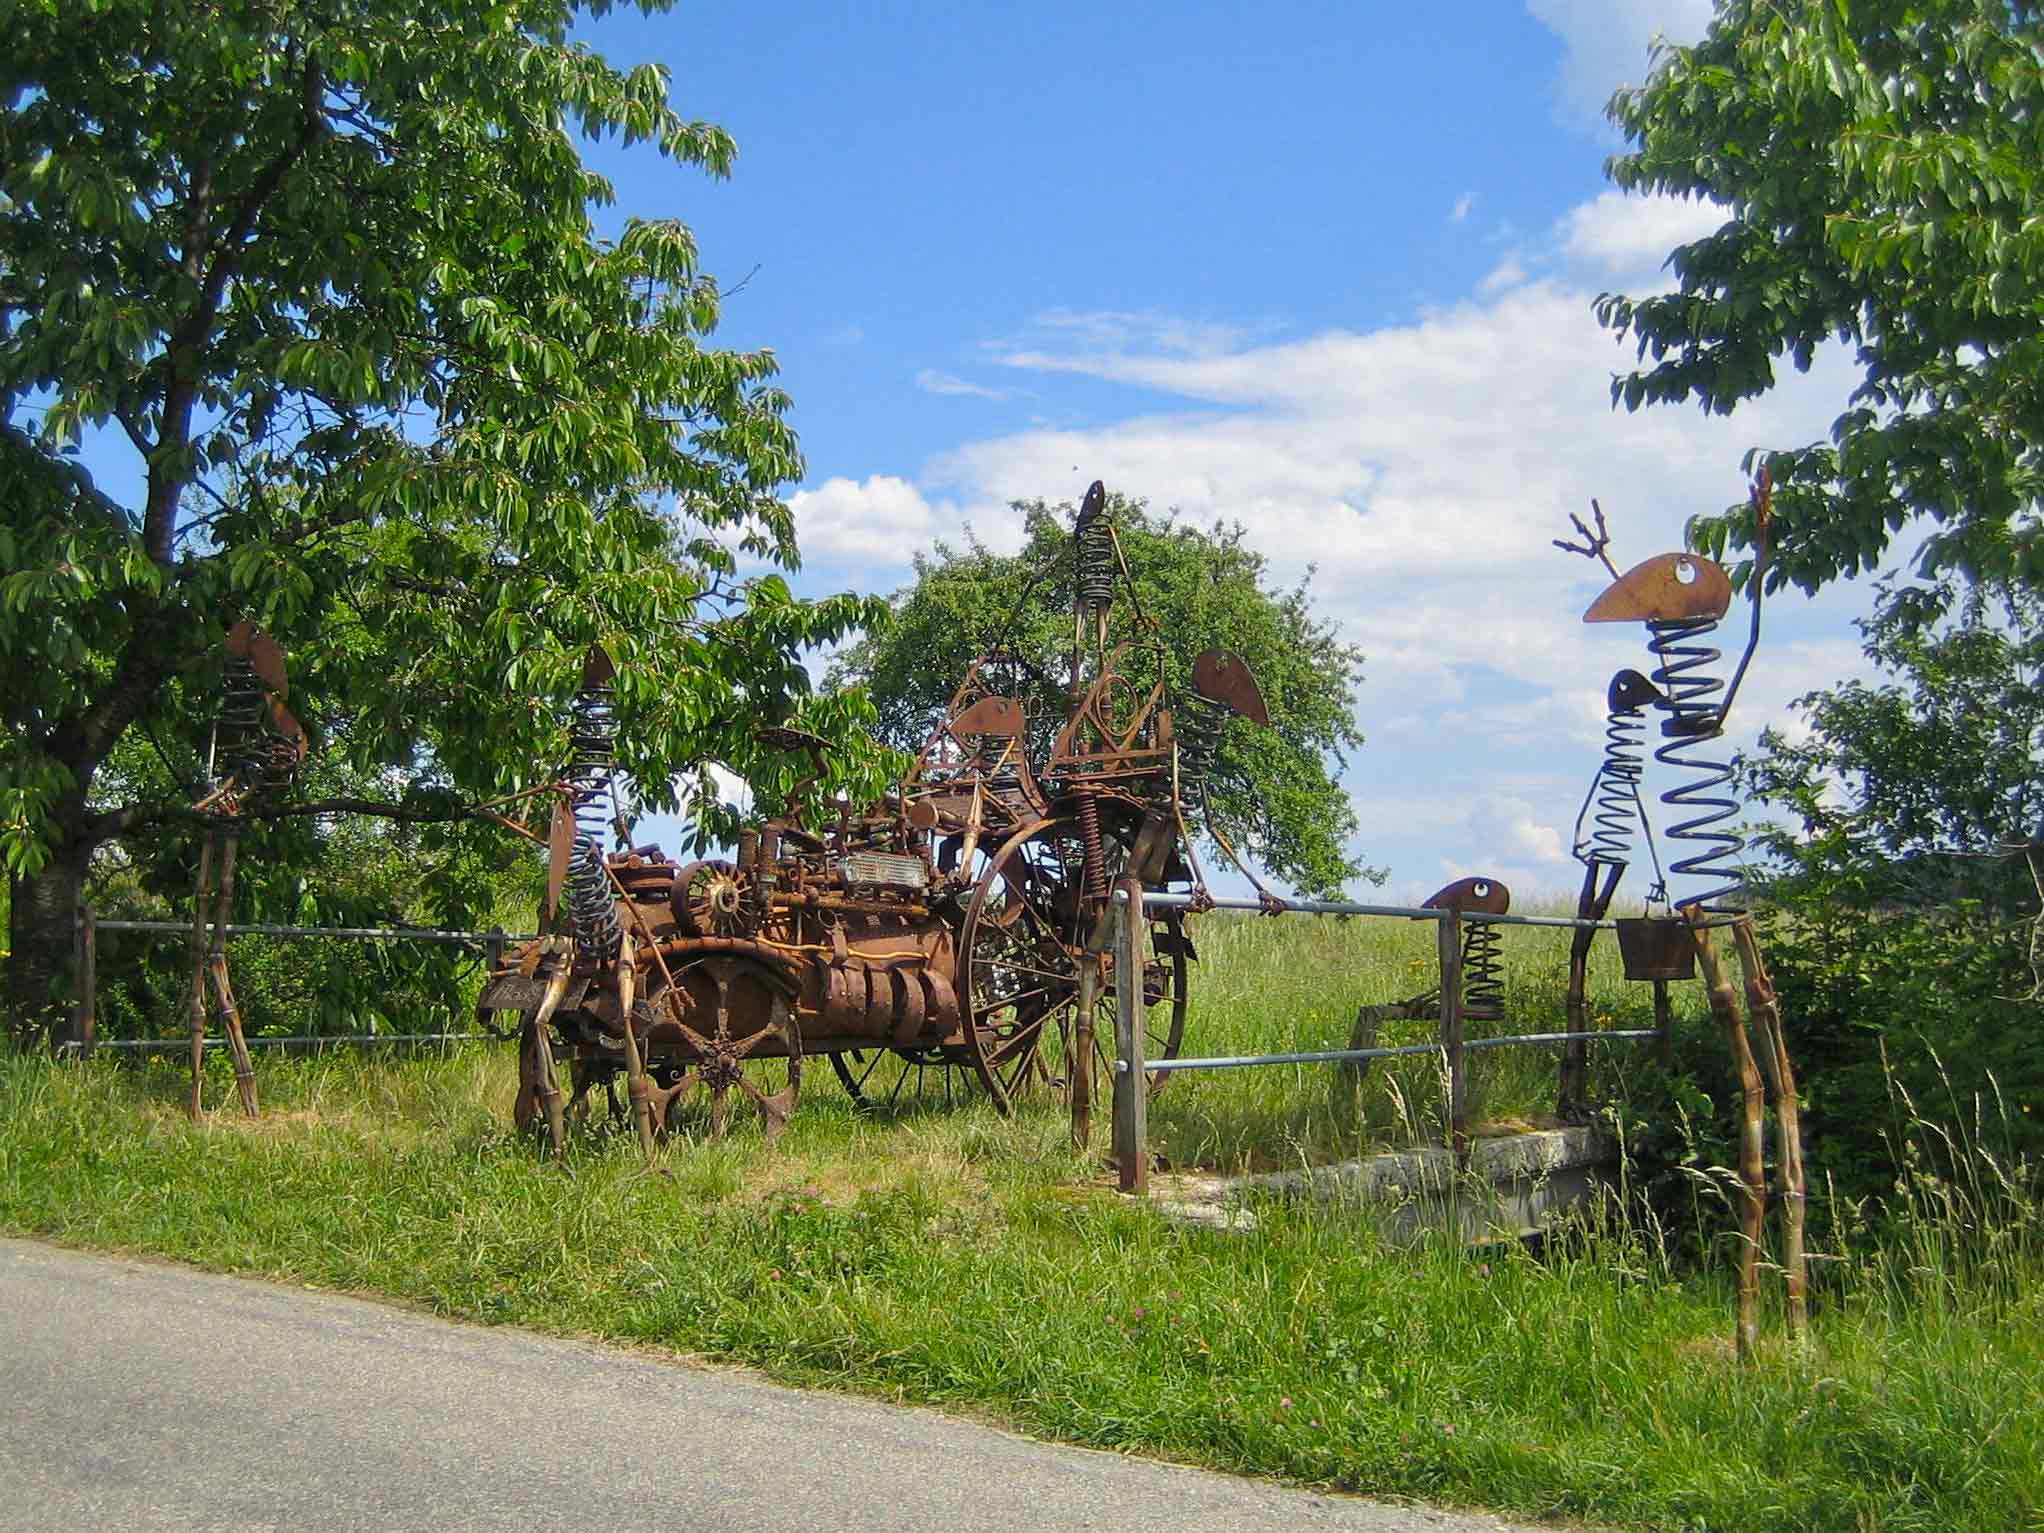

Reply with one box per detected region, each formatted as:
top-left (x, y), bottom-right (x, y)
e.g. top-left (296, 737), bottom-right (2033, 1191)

top-left (828, 494), bottom-right (1375, 898)
top-left (1597, 0), bottom-right (2044, 605)
top-left (0, 0), bottom-right (887, 1039)
top-left (1740, 579), bottom-right (2044, 1199)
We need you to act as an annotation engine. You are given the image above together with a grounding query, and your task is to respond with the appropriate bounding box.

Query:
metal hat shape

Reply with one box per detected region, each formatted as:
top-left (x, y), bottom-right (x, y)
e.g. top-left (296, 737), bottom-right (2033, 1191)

top-left (1191, 649), bottom-right (1270, 726)
top-left (580, 646), bottom-right (616, 690)
top-left (225, 621), bottom-right (289, 699)
top-left (1583, 553), bottom-right (1732, 623)
top-left (1423, 875), bottom-right (1510, 915)
top-left (1077, 479), bottom-right (1106, 522)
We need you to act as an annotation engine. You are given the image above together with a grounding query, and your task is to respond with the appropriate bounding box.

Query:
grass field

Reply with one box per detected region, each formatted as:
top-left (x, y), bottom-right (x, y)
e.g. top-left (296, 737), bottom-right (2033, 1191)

top-left (4, 909), bottom-right (2039, 1531)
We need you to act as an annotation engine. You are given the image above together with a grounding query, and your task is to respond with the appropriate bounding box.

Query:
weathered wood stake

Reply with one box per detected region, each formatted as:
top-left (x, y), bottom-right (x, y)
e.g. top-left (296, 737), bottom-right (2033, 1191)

top-left (1733, 917), bottom-right (1807, 1340)
top-left (1686, 904), bottom-right (1766, 1363)
top-left (1437, 907), bottom-right (1467, 1164)
top-left (1112, 876), bottom-right (1148, 1195)
top-left (72, 904), bottom-right (96, 1057)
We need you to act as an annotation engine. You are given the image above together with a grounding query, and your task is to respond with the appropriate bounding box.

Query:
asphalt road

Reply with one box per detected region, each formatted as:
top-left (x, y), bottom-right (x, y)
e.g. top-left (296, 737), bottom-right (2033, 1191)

top-left (1, 1237), bottom-right (1551, 1532)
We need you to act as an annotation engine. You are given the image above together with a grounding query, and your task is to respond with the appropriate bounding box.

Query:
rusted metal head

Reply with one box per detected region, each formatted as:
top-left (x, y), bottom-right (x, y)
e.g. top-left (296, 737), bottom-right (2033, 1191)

top-left (1584, 553), bottom-right (1732, 624)
top-left (1191, 649), bottom-right (1270, 726)
top-left (756, 724), bottom-right (831, 757)
top-left (1076, 479), bottom-right (1106, 524)
top-left (950, 696), bottom-right (1024, 737)
top-left (225, 621), bottom-right (289, 699)
top-left (1608, 668), bottom-right (1664, 712)
top-left (1423, 876), bottom-right (1510, 915)
top-left (581, 647), bottom-right (616, 689)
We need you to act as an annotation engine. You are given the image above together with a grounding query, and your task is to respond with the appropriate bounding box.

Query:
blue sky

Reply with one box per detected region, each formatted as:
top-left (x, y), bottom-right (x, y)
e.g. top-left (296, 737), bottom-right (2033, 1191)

top-left (564, 0), bottom-right (1879, 906)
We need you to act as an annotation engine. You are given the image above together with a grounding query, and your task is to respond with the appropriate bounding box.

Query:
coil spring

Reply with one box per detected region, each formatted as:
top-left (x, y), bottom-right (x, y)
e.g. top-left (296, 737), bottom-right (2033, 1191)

top-left (1649, 615), bottom-right (1745, 913)
top-left (564, 680), bottom-right (623, 955)
top-left (216, 659), bottom-right (267, 785)
top-left (1075, 789), bottom-right (1107, 902)
top-left (1461, 920), bottom-right (1505, 1022)
top-left (1075, 505), bottom-right (1115, 610)
top-left (1177, 690), bottom-right (1226, 816)
top-left (1574, 690), bottom-right (1648, 868)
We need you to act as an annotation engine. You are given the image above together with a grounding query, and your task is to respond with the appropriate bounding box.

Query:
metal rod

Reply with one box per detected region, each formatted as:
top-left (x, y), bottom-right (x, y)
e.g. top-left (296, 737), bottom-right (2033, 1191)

top-left (1134, 891), bottom-right (1621, 930)
top-left (94, 920), bottom-right (537, 944)
top-left (1132, 1029), bottom-right (1660, 1076)
top-left (58, 1033), bottom-right (490, 1054)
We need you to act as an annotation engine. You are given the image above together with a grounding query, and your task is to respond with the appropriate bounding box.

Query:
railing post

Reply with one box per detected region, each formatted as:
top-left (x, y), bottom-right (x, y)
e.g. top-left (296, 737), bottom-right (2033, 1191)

top-left (1112, 876), bottom-right (1148, 1195)
top-left (71, 904), bottom-right (97, 1058)
top-left (1437, 907), bottom-right (1467, 1164)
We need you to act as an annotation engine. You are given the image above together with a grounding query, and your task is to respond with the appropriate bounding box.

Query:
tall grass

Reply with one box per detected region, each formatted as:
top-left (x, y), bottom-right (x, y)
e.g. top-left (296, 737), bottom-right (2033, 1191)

top-left (1153, 905), bottom-right (1662, 1170)
top-left (3, 1034), bottom-right (2039, 1531)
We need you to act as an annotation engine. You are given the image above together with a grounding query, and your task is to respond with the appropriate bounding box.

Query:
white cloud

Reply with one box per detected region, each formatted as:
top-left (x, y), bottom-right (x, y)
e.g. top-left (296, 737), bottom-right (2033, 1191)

top-left (1452, 192), bottom-right (1476, 223)
top-left (785, 474), bottom-right (944, 564)
top-left (1526, 0), bottom-right (1715, 120)
top-left (1560, 189), bottom-right (1728, 284)
top-left (1478, 253), bottom-right (1529, 294)
top-left (789, 186), bottom-right (1881, 892)
top-left (914, 368), bottom-right (1021, 401)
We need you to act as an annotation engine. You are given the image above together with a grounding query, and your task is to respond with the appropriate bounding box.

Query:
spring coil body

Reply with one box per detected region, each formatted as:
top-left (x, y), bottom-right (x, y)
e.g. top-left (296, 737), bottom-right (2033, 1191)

top-left (1075, 788), bottom-right (1107, 902)
top-left (1176, 690), bottom-right (1227, 817)
top-left (1460, 921), bottom-right (1505, 1021)
top-left (217, 658), bottom-right (297, 797)
top-left (564, 681), bottom-right (623, 956)
top-left (1075, 506), bottom-right (1116, 613)
top-left (1576, 697), bottom-right (1648, 869)
top-left (1649, 615), bottom-right (1745, 913)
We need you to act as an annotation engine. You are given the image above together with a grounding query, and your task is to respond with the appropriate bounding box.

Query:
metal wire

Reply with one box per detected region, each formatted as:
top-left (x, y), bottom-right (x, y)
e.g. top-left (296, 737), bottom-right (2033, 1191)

top-left (1649, 614), bottom-right (1745, 913)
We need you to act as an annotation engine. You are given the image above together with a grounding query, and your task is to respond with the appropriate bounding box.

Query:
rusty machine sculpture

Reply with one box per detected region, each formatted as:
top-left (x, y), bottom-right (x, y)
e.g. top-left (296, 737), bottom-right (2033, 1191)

top-left (477, 482), bottom-right (1275, 1148)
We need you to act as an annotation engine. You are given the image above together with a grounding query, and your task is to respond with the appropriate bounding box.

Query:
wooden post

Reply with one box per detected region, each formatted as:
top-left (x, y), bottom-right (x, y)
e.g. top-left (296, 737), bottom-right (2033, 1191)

top-left (1686, 905), bottom-right (1766, 1363)
top-left (1070, 959), bottom-right (1097, 1151)
top-left (210, 832), bottom-right (259, 1117)
top-left (1437, 907), bottom-right (1466, 1163)
top-left (1732, 917), bottom-right (1807, 1341)
top-left (1652, 979), bottom-right (1674, 1067)
top-left (186, 832), bottom-right (216, 1116)
top-left (71, 904), bottom-right (97, 1058)
top-left (1112, 875), bottom-right (1148, 1195)
top-left (484, 925), bottom-right (506, 974)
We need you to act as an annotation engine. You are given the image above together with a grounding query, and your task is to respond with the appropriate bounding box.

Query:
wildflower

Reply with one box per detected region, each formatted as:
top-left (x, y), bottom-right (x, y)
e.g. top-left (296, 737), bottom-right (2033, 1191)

top-left (767, 1269), bottom-right (781, 1280)
top-left (1280, 1397), bottom-right (1293, 1409)
top-left (1132, 1307), bottom-right (1146, 1319)
top-left (1477, 1263), bottom-right (1491, 1278)
top-left (1441, 1423), bottom-right (1455, 1435)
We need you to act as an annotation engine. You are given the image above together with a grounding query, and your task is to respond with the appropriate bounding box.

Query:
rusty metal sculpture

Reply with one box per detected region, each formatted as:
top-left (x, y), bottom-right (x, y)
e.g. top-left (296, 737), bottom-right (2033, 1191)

top-left (478, 481), bottom-right (1275, 1148)
top-left (1565, 472), bottom-right (1807, 1355)
top-left (185, 622), bottom-right (307, 1117)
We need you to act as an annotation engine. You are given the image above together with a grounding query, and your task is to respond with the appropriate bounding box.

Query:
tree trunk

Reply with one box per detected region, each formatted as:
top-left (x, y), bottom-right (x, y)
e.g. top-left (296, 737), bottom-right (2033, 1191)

top-left (7, 849), bottom-right (88, 1049)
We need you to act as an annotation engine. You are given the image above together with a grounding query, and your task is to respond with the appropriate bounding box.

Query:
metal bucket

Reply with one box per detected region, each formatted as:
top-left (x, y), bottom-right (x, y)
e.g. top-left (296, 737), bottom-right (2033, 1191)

top-left (1615, 917), bottom-right (1696, 981)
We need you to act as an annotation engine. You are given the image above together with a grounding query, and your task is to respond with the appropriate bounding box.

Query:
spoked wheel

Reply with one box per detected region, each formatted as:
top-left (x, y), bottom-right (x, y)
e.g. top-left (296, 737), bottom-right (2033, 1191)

top-left (640, 956), bottom-right (802, 1140)
top-left (958, 815), bottom-right (1188, 1115)
top-left (829, 1045), bottom-right (974, 1114)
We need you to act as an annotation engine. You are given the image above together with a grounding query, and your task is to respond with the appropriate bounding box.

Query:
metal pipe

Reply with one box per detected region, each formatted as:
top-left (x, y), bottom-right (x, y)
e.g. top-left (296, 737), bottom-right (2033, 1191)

top-left (58, 1033), bottom-right (489, 1055)
top-left (1134, 891), bottom-right (1620, 931)
top-left (1128, 1028), bottom-right (1660, 1075)
top-left (93, 921), bottom-right (535, 944)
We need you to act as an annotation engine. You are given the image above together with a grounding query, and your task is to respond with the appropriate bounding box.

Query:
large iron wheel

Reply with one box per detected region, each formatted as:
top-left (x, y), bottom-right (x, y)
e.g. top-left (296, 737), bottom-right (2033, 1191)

top-left (957, 814), bottom-right (1188, 1115)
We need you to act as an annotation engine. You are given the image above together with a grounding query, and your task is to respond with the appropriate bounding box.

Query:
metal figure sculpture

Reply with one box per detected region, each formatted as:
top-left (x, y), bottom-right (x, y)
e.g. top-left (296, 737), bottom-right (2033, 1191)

top-left (185, 622), bottom-right (307, 1117)
top-left (478, 482), bottom-right (1277, 1146)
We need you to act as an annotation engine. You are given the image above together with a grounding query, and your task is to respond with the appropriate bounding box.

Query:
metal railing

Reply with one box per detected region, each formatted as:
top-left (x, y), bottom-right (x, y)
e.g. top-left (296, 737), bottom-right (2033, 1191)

top-left (1106, 881), bottom-right (1667, 1195)
top-left (58, 907), bottom-right (534, 1058)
